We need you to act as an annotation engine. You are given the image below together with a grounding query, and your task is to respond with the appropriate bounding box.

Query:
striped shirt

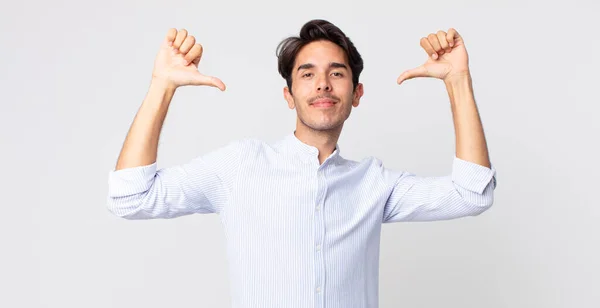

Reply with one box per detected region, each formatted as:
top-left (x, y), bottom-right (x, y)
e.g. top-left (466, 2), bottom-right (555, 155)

top-left (106, 132), bottom-right (497, 308)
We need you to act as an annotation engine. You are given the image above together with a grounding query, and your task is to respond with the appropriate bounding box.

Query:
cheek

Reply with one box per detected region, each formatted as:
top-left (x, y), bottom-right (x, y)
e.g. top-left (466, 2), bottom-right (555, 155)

top-left (292, 89), bottom-right (311, 104)
top-left (334, 81), bottom-right (353, 94)
top-left (293, 82), bottom-right (312, 96)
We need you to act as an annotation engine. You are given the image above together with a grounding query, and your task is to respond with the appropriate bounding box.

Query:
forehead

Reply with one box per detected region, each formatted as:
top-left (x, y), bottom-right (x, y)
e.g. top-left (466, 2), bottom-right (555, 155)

top-left (294, 40), bottom-right (348, 68)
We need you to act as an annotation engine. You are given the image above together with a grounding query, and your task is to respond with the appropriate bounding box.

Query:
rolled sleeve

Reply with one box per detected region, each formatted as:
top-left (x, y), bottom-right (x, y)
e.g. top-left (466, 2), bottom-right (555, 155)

top-left (108, 162), bottom-right (157, 198)
top-left (451, 155), bottom-right (497, 194)
top-left (382, 156), bottom-right (498, 223)
top-left (105, 139), bottom-right (247, 220)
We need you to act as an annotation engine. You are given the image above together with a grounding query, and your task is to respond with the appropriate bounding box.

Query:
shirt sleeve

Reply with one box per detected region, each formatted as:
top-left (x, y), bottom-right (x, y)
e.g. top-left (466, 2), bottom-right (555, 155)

top-left (106, 139), bottom-right (245, 219)
top-left (382, 155), bottom-right (497, 223)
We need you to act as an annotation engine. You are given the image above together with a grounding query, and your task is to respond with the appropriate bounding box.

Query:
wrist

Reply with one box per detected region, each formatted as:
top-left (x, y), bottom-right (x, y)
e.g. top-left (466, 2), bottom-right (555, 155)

top-left (443, 71), bottom-right (472, 87)
top-left (144, 77), bottom-right (177, 109)
top-left (150, 76), bottom-right (178, 94)
top-left (444, 71), bottom-right (475, 108)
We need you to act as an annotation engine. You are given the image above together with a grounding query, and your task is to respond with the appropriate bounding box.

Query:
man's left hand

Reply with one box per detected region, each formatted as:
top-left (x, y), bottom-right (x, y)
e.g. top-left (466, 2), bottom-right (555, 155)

top-left (397, 28), bottom-right (470, 85)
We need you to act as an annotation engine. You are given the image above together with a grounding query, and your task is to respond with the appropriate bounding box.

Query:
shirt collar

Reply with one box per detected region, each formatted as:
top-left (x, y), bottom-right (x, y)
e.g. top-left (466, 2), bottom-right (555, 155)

top-left (280, 131), bottom-right (342, 166)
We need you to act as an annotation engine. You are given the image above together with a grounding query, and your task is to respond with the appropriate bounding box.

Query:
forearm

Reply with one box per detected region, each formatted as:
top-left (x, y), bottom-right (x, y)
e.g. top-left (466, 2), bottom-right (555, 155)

top-left (115, 79), bottom-right (176, 170)
top-left (445, 73), bottom-right (491, 168)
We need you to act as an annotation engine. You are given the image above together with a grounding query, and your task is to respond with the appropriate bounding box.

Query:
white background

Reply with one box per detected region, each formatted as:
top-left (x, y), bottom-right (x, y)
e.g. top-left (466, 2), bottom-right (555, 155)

top-left (1, 0), bottom-right (598, 307)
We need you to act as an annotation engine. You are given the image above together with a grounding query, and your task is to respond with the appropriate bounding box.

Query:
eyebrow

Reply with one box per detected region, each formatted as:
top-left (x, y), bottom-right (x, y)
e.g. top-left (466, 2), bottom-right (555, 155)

top-left (297, 62), bottom-right (348, 71)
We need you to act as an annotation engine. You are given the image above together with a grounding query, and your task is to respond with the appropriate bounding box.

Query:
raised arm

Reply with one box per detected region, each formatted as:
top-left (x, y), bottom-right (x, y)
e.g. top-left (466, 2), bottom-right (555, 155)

top-left (397, 28), bottom-right (490, 167)
top-left (107, 28), bottom-right (234, 220)
top-left (116, 28), bottom-right (225, 170)
top-left (384, 28), bottom-right (496, 223)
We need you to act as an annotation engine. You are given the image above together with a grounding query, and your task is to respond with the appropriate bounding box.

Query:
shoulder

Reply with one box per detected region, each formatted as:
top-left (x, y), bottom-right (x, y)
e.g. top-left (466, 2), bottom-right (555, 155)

top-left (337, 155), bottom-right (385, 169)
top-left (214, 136), bottom-right (276, 159)
top-left (343, 156), bottom-right (410, 184)
top-left (336, 155), bottom-right (395, 176)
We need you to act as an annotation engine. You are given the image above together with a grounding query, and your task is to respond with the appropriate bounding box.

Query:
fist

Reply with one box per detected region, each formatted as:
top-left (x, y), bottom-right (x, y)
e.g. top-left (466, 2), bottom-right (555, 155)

top-left (152, 28), bottom-right (225, 91)
top-left (397, 28), bottom-right (470, 85)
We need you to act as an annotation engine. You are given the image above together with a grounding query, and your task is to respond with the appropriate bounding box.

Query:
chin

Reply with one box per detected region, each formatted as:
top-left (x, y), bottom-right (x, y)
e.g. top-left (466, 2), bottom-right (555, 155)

top-left (305, 120), bottom-right (344, 131)
top-left (297, 112), bottom-right (349, 132)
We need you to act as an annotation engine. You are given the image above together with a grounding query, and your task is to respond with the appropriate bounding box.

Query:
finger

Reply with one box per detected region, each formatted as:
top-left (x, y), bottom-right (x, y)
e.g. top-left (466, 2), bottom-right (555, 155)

top-left (397, 65), bottom-right (428, 85)
top-left (173, 29), bottom-right (188, 49)
top-left (185, 43), bottom-right (203, 65)
top-left (179, 35), bottom-right (196, 54)
top-left (165, 28), bottom-right (177, 46)
top-left (447, 28), bottom-right (459, 47)
top-left (420, 37), bottom-right (437, 60)
top-left (427, 33), bottom-right (443, 56)
top-left (192, 73), bottom-right (226, 91)
top-left (436, 31), bottom-right (451, 53)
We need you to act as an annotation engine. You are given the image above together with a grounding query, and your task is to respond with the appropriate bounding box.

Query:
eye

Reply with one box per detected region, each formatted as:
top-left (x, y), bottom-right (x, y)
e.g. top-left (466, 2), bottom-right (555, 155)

top-left (302, 72), bottom-right (313, 78)
top-left (331, 72), bottom-right (343, 77)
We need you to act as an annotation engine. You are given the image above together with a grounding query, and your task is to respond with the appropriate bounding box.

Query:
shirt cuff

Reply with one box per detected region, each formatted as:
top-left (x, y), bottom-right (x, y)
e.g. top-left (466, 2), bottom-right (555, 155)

top-left (107, 162), bottom-right (158, 197)
top-left (451, 155), bottom-right (497, 194)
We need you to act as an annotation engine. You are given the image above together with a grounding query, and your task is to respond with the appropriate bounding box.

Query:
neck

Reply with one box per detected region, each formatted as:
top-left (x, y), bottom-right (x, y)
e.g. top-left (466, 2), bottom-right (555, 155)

top-left (294, 124), bottom-right (341, 164)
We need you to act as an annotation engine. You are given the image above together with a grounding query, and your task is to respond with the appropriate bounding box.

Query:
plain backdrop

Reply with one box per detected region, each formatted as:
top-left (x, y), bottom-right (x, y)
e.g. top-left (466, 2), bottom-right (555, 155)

top-left (1, 0), bottom-right (598, 307)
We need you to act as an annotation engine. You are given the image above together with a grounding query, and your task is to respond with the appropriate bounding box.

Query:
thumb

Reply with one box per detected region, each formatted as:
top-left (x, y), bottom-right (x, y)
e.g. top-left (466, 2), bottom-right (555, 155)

top-left (190, 73), bottom-right (226, 91)
top-left (397, 65), bottom-right (428, 85)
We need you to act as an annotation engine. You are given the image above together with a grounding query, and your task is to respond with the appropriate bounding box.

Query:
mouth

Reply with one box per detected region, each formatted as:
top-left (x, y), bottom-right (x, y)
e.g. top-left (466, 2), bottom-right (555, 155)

top-left (310, 98), bottom-right (337, 108)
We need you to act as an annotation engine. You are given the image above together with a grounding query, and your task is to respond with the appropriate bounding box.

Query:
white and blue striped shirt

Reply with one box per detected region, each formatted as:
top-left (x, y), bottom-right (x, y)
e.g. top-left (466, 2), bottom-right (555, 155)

top-left (107, 132), bottom-right (497, 308)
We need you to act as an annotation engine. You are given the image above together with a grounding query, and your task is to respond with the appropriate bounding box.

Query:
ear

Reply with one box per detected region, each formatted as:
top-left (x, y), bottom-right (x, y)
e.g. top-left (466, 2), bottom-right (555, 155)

top-left (284, 87), bottom-right (295, 109)
top-left (352, 83), bottom-right (364, 107)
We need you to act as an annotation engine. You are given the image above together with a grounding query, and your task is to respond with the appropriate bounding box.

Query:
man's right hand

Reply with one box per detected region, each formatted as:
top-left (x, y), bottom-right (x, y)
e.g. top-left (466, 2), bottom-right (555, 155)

top-left (151, 28), bottom-right (226, 91)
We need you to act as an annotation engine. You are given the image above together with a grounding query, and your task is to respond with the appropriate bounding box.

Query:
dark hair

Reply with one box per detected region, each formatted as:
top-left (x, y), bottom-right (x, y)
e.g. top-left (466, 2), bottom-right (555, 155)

top-left (276, 19), bottom-right (363, 94)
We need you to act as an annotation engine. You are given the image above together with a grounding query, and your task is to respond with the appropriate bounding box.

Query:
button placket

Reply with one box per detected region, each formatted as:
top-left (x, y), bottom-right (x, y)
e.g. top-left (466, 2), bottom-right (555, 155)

top-left (314, 168), bottom-right (327, 308)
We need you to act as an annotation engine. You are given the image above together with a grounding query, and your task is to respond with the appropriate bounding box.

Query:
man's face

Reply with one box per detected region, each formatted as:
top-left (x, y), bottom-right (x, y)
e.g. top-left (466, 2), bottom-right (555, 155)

top-left (284, 40), bottom-right (363, 132)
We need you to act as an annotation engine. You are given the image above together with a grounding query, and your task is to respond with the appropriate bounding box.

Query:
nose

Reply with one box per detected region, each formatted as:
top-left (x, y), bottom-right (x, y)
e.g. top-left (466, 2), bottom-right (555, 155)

top-left (316, 76), bottom-right (331, 92)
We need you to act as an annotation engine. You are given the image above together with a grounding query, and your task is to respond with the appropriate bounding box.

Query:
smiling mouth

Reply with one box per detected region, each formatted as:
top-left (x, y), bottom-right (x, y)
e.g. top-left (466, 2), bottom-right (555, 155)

top-left (311, 99), bottom-right (337, 108)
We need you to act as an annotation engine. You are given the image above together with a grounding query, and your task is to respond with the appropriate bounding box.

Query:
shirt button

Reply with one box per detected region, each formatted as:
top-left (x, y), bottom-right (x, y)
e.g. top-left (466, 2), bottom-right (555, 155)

top-left (316, 287), bottom-right (321, 293)
top-left (316, 205), bottom-right (321, 211)
top-left (316, 245), bottom-right (321, 251)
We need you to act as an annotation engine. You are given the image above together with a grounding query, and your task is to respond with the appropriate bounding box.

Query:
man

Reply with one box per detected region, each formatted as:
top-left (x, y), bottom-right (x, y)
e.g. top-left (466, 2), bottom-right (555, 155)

top-left (107, 19), bottom-right (497, 308)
